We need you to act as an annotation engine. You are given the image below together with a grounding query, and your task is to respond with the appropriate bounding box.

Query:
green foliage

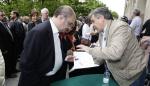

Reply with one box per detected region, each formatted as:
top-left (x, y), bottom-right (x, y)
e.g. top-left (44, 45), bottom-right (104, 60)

top-left (111, 11), bottom-right (119, 19)
top-left (0, 0), bottom-right (118, 18)
top-left (0, 0), bottom-right (35, 16)
top-left (60, 0), bottom-right (106, 17)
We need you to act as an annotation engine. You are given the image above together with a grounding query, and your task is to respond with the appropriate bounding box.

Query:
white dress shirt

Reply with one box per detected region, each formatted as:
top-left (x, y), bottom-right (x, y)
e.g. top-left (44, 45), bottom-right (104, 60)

top-left (101, 25), bottom-right (107, 48)
top-left (82, 23), bottom-right (92, 40)
top-left (130, 16), bottom-right (142, 36)
top-left (46, 18), bottom-right (63, 76)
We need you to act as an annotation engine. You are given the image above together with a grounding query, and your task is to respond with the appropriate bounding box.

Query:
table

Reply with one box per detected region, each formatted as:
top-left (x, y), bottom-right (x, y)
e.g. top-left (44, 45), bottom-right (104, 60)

top-left (51, 74), bottom-right (118, 86)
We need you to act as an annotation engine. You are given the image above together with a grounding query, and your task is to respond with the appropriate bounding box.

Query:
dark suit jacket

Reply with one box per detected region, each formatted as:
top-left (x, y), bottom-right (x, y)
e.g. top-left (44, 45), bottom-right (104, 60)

top-left (0, 21), bottom-right (14, 53)
top-left (9, 20), bottom-right (25, 56)
top-left (27, 19), bottom-right (42, 31)
top-left (18, 20), bottom-right (67, 86)
top-left (0, 21), bottom-right (16, 74)
top-left (142, 19), bottom-right (150, 36)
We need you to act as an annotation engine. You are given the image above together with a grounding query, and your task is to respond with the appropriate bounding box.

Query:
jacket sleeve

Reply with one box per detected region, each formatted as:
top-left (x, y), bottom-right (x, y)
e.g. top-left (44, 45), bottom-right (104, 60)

top-left (89, 25), bottom-right (131, 62)
top-left (130, 18), bottom-right (136, 31)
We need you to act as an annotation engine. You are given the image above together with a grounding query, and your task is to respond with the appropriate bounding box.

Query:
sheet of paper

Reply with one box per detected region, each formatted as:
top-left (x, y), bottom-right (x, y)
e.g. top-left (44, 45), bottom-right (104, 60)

top-left (69, 51), bottom-right (99, 72)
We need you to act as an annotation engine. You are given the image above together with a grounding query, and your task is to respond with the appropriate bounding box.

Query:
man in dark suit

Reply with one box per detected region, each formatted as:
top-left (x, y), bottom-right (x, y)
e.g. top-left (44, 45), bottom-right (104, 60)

top-left (9, 10), bottom-right (26, 57)
top-left (18, 5), bottom-right (76, 86)
top-left (9, 10), bottom-right (26, 73)
top-left (0, 11), bottom-right (16, 78)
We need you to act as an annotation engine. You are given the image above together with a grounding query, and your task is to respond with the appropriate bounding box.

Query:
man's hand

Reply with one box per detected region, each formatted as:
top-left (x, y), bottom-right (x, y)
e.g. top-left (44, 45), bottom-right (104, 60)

top-left (140, 36), bottom-right (150, 49)
top-left (76, 44), bottom-right (90, 52)
top-left (140, 36), bottom-right (150, 44)
top-left (65, 55), bottom-right (75, 62)
top-left (65, 50), bottom-right (74, 62)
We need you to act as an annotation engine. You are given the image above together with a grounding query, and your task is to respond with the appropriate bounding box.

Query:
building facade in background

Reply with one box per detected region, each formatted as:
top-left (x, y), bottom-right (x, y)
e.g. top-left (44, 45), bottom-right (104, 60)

top-left (124, 0), bottom-right (150, 23)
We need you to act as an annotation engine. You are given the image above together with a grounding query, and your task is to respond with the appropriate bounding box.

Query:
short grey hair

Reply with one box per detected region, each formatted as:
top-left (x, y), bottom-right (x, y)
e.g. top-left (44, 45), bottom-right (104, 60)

top-left (133, 9), bottom-right (140, 16)
top-left (41, 8), bottom-right (49, 14)
top-left (88, 7), bottom-right (113, 20)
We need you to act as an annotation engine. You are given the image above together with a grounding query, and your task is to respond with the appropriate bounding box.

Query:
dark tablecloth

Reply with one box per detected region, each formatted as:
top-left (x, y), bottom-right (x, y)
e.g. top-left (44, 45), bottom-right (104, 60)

top-left (51, 74), bottom-right (118, 86)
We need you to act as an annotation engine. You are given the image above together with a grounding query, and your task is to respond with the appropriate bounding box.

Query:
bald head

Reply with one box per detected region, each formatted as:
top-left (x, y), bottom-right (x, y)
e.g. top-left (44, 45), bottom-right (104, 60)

top-left (53, 5), bottom-right (76, 18)
top-left (52, 5), bottom-right (76, 33)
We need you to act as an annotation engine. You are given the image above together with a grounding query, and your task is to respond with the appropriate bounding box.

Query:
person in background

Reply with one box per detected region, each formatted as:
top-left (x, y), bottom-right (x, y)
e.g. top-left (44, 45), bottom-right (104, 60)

top-left (40, 8), bottom-right (49, 22)
top-left (18, 5), bottom-right (76, 86)
top-left (130, 9), bottom-right (142, 41)
top-left (73, 20), bottom-right (82, 46)
top-left (140, 36), bottom-right (150, 71)
top-left (77, 7), bottom-right (148, 86)
top-left (78, 16), bottom-right (91, 46)
top-left (9, 10), bottom-right (25, 73)
top-left (21, 16), bottom-right (30, 33)
top-left (81, 17), bottom-right (92, 46)
top-left (28, 9), bottom-right (41, 31)
top-left (0, 10), bottom-right (16, 78)
top-left (0, 49), bottom-right (5, 86)
top-left (141, 19), bottom-right (150, 37)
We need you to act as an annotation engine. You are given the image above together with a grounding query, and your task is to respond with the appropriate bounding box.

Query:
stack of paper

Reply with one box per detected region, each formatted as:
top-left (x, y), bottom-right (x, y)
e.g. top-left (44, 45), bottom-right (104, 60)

top-left (69, 51), bottom-right (99, 72)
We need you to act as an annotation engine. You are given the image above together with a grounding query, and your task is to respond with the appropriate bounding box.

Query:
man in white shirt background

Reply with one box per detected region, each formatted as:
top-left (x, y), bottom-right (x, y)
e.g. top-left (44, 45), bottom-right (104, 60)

top-left (78, 16), bottom-right (92, 46)
top-left (130, 9), bottom-right (142, 41)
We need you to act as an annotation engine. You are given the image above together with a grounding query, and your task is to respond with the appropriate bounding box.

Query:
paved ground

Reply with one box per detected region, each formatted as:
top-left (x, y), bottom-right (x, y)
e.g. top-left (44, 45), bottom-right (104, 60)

top-left (5, 62), bottom-right (20, 86)
top-left (5, 73), bottom-right (20, 86)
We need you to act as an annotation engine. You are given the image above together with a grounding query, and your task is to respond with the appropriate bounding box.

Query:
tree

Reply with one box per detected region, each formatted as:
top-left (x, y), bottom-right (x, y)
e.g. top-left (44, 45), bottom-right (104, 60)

top-left (111, 11), bottom-right (119, 19)
top-left (0, 0), bottom-right (118, 18)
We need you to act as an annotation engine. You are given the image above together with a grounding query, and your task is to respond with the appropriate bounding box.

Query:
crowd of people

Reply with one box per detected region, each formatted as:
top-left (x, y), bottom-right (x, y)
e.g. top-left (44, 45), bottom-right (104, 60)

top-left (0, 5), bottom-right (150, 86)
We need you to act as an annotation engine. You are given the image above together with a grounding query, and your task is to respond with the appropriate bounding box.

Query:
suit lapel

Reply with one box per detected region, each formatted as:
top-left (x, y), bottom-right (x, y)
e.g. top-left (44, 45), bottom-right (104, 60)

top-left (47, 20), bottom-right (65, 60)
top-left (0, 21), bottom-right (14, 40)
top-left (105, 20), bottom-right (112, 47)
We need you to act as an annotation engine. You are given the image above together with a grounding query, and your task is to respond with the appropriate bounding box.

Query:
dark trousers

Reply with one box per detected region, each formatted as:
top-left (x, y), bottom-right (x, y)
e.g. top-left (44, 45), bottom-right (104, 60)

top-left (2, 49), bottom-right (17, 76)
top-left (148, 55), bottom-right (150, 73)
top-left (130, 68), bottom-right (146, 86)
